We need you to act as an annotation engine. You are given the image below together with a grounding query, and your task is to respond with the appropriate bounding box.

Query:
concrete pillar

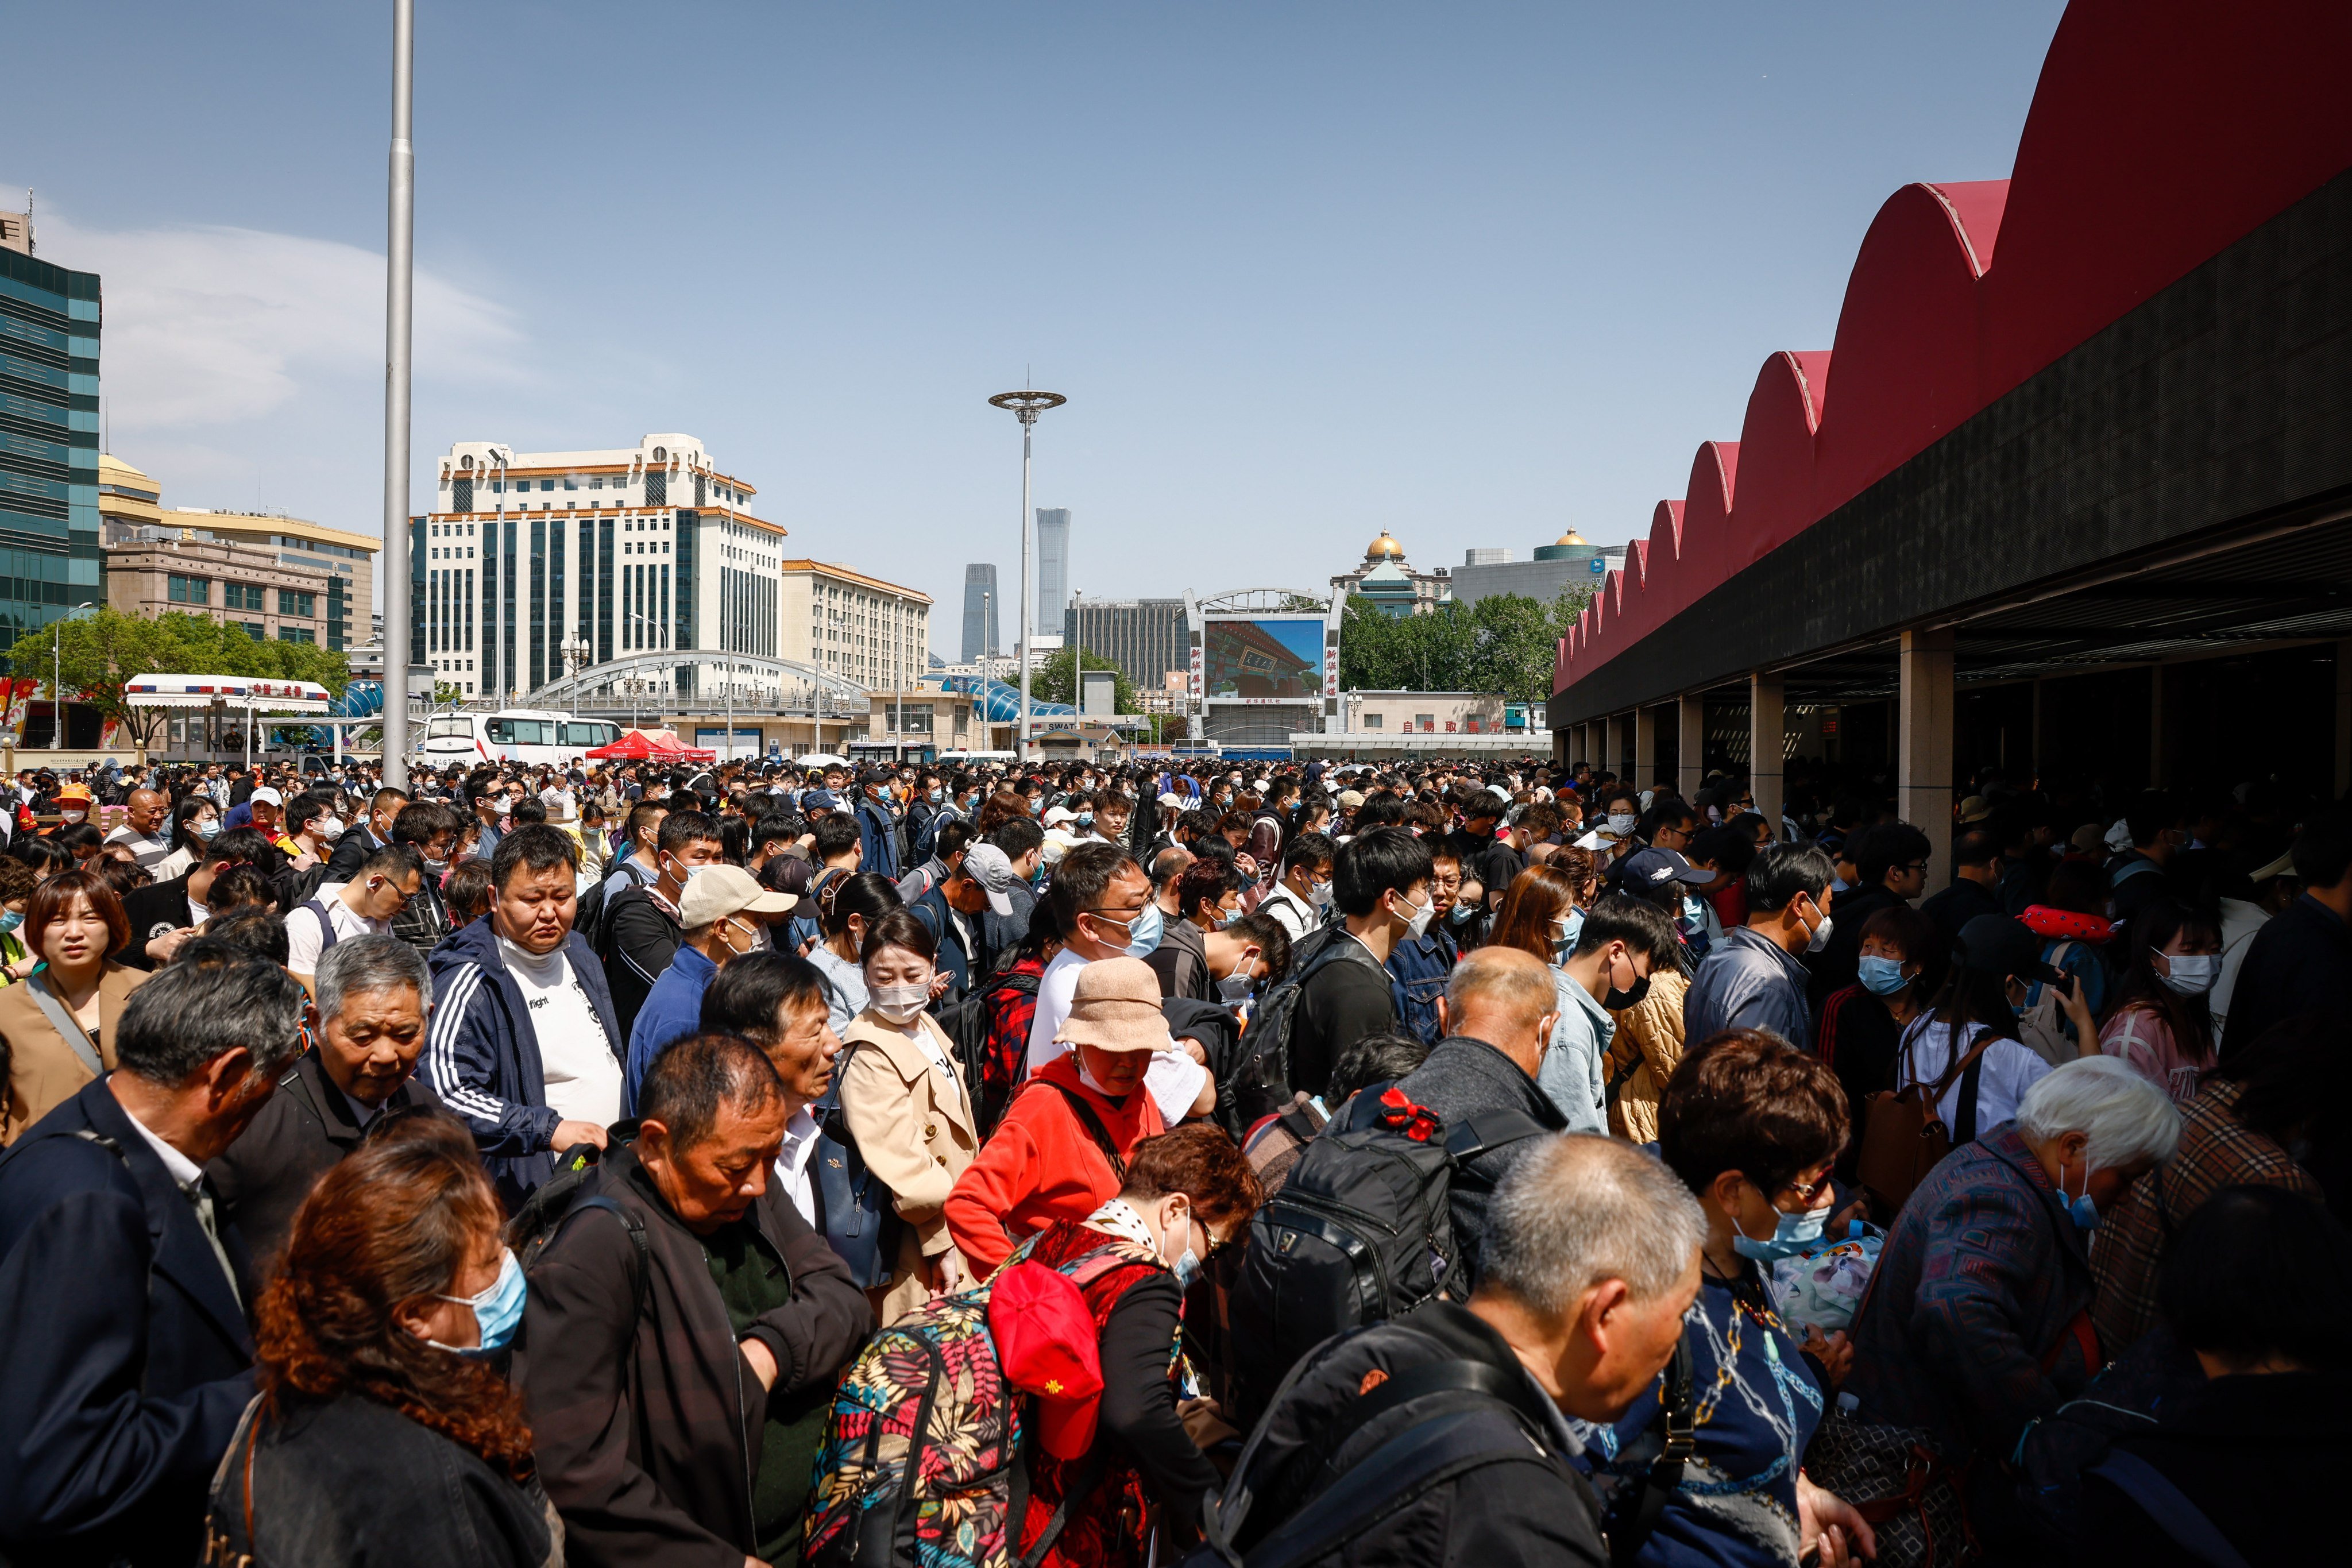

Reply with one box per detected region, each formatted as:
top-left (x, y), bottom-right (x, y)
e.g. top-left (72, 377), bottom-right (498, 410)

top-left (1635, 705), bottom-right (1660, 785)
top-left (2336, 639), bottom-right (2352, 798)
top-left (1678, 694), bottom-right (1706, 802)
top-left (2030, 678), bottom-right (2044, 783)
top-left (1749, 673), bottom-right (1785, 837)
top-left (1899, 628), bottom-right (1956, 884)
top-left (2148, 664), bottom-right (2166, 789)
top-left (1609, 713), bottom-right (1631, 778)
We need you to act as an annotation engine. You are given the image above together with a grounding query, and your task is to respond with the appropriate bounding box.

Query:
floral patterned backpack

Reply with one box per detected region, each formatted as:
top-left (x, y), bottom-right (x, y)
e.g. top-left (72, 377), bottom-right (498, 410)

top-left (802, 1238), bottom-right (1157, 1568)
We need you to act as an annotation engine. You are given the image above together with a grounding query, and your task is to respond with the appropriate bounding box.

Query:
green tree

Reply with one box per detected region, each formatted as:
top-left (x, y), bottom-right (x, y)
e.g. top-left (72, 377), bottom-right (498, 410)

top-left (9, 608), bottom-right (351, 752)
top-left (1033, 646), bottom-right (1138, 714)
top-left (1336, 585), bottom-right (1593, 701)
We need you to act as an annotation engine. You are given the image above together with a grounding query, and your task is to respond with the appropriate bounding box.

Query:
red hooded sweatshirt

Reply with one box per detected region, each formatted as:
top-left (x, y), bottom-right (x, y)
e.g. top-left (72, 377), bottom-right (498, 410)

top-left (944, 1053), bottom-right (1167, 1274)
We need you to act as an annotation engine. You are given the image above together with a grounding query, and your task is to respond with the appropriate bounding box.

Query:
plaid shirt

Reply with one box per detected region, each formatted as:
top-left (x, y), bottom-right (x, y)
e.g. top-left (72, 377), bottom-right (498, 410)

top-left (2089, 1077), bottom-right (2319, 1351)
top-left (977, 955), bottom-right (1045, 1138)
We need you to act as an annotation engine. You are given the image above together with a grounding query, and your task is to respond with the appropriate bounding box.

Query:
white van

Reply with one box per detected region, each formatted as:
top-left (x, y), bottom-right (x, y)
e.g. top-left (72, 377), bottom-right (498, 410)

top-left (417, 709), bottom-right (623, 769)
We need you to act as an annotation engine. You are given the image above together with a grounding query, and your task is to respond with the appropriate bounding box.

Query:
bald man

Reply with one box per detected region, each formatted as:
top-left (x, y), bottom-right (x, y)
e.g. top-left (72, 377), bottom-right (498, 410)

top-left (103, 788), bottom-right (173, 874)
top-left (1331, 945), bottom-right (1569, 1295)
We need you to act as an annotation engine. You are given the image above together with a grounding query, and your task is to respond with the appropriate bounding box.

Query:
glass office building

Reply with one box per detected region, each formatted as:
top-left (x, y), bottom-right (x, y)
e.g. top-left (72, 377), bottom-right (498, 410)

top-left (0, 245), bottom-right (101, 652)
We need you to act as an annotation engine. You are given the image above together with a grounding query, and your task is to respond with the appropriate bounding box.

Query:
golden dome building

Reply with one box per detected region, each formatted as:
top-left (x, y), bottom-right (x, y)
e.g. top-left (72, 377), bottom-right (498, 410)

top-left (1329, 532), bottom-right (1453, 618)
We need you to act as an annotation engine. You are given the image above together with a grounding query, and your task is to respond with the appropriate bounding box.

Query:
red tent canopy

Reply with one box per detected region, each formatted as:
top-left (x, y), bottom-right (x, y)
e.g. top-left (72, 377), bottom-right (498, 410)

top-left (586, 728), bottom-right (716, 763)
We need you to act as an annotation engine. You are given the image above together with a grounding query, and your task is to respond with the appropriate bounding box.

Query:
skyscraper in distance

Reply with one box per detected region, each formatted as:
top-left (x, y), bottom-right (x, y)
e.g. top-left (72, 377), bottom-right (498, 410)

top-left (961, 563), bottom-right (999, 662)
top-left (1036, 507), bottom-right (1069, 635)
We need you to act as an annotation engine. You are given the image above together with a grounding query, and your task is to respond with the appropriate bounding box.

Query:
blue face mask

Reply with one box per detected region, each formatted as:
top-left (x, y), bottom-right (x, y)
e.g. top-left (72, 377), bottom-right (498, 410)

top-left (1857, 956), bottom-right (1912, 997)
top-left (929, 789), bottom-right (944, 804)
top-left (1077, 813), bottom-right (1094, 829)
top-left (1449, 901), bottom-right (1477, 926)
top-left (2063, 1161), bottom-right (2102, 1231)
top-left (1124, 900), bottom-right (1165, 960)
top-left (1554, 906), bottom-right (1585, 955)
top-left (431, 1247), bottom-right (527, 1358)
top-left (0, 909), bottom-right (20, 936)
top-left (1729, 1196), bottom-right (1831, 1262)
top-left (194, 817), bottom-right (222, 840)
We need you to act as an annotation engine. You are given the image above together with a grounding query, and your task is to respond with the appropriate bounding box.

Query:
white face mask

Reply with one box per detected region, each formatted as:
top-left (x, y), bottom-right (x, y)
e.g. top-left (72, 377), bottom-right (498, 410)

top-left (1392, 891), bottom-right (1435, 942)
top-left (868, 978), bottom-right (932, 1022)
top-left (317, 816), bottom-right (346, 841)
top-left (2158, 953), bottom-right (2219, 996)
top-left (1607, 812), bottom-right (1639, 836)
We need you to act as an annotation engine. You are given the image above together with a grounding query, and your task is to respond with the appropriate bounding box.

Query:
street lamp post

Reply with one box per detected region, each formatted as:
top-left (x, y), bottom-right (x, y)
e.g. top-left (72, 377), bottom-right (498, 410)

top-left (987, 390), bottom-right (1065, 763)
top-left (380, 0), bottom-right (415, 790)
top-left (51, 601), bottom-right (91, 751)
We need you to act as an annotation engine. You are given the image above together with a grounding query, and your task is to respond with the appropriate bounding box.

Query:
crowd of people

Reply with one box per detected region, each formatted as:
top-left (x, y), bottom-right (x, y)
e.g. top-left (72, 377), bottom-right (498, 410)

top-left (0, 746), bottom-right (2345, 1567)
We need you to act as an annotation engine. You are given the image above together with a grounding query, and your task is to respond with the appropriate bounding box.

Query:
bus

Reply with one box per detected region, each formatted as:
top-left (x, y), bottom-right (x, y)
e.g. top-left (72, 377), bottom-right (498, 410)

top-left (416, 709), bottom-right (624, 770)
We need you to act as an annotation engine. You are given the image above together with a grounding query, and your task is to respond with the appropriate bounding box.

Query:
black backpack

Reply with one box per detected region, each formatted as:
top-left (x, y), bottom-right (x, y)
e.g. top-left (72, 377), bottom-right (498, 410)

top-left (507, 1131), bottom-right (652, 1322)
top-left (1225, 928), bottom-right (1384, 1130)
top-left (933, 966), bottom-right (1042, 1133)
top-left (1229, 1092), bottom-right (1548, 1419)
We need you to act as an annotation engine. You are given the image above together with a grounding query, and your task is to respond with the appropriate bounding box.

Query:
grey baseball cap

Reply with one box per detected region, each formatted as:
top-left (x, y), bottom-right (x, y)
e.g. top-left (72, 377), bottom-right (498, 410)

top-left (959, 841), bottom-right (1019, 916)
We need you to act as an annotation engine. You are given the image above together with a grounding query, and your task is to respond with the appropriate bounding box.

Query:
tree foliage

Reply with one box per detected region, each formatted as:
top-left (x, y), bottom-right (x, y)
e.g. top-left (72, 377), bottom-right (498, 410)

top-left (1335, 587), bottom-right (1592, 706)
top-left (1032, 646), bottom-right (1139, 715)
top-left (8, 609), bottom-right (352, 750)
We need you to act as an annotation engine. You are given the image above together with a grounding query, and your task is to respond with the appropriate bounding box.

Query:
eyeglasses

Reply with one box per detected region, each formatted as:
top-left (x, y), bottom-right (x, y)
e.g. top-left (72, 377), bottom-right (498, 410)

top-left (1775, 1172), bottom-right (1836, 1206)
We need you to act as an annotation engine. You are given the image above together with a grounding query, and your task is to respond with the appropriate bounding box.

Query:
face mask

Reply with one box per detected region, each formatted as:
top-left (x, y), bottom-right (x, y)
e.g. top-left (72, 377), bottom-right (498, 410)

top-left (1163, 1207), bottom-right (1203, 1291)
top-left (868, 980), bottom-right (932, 1022)
top-left (1604, 968), bottom-right (1652, 1010)
top-left (1856, 955), bottom-right (1911, 997)
top-left (2158, 954), bottom-right (2219, 996)
top-left (60, 810), bottom-right (85, 824)
top-left (317, 816), bottom-right (346, 841)
top-left (424, 856), bottom-right (450, 875)
top-left (1449, 901), bottom-right (1477, 927)
top-left (1309, 878), bottom-right (1333, 908)
top-left (929, 789), bottom-right (944, 803)
top-left (1802, 901), bottom-right (1835, 954)
top-left (2063, 1157), bottom-right (2102, 1230)
top-left (1217, 961), bottom-right (1258, 1006)
top-left (194, 817), bottom-right (222, 840)
top-left (1729, 1194), bottom-right (1833, 1262)
top-left (1123, 900), bottom-right (1164, 960)
top-left (430, 1247), bottom-right (527, 1358)
top-left (1077, 813), bottom-right (1094, 829)
top-left (1552, 907), bottom-right (1590, 959)
top-left (1393, 893), bottom-right (1434, 942)
top-left (1607, 813), bottom-right (1639, 837)
top-left (0, 910), bottom-right (20, 936)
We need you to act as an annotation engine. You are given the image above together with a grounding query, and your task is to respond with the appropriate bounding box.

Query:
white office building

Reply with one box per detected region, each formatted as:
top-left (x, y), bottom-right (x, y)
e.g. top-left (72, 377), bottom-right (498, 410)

top-left (415, 434), bottom-right (783, 698)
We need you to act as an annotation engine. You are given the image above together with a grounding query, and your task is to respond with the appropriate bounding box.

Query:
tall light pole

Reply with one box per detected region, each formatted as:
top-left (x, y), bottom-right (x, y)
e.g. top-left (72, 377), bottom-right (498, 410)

top-left (988, 390), bottom-right (1064, 763)
top-left (379, 0), bottom-right (416, 789)
top-left (50, 602), bottom-right (90, 751)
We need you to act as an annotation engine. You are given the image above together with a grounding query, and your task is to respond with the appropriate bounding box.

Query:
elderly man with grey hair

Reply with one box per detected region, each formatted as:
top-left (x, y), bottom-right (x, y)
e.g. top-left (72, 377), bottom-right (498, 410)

top-left (208, 934), bottom-right (442, 1275)
top-left (1210, 1132), bottom-right (1706, 1566)
top-left (1846, 1054), bottom-right (2181, 1555)
top-left (0, 943), bottom-right (308, 1567)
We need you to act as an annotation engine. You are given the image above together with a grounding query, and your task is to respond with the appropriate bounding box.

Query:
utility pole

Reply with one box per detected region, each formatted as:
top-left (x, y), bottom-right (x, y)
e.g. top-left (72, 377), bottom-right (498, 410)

top-left (988, 390), bottom-right (1064, 762)
top-left (379, 0), bottom-right (415, 789)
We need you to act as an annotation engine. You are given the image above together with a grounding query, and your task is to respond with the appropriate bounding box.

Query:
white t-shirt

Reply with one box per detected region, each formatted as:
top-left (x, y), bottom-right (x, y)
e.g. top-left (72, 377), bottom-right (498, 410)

top-left (809, 947), bottom-right (869, 1033)
top-left (1025, 948), bottom-right (1208, 1125)
top-left (1896, 1016), bottom-right (2052, 1137)
top-left (286, 885), bottom-right (390, 975)
top-left (497, 934), bottom-right (623, 1128)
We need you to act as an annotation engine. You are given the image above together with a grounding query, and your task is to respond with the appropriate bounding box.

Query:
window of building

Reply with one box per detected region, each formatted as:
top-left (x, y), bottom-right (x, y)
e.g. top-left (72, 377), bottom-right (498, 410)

top-left (589, 477), bottom-right (603, 489)
top-left (564, 476), bottom-right (578, 490)
top-left (224, 582), bottom-right (267, 612)
top-left (279, 627), bottom-right (315, 645)
top-left (1415, 713), bottom-right (1435, 731)
top-left (280, 590), bottom-right (315, 617)
top-left (238, 621), bottom-right (266, 640)
top-left (167, 574), bottom-right (210, 605)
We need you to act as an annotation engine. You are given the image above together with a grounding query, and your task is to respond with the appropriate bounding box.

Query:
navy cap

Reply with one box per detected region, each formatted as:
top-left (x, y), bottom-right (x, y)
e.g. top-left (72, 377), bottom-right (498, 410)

top-left (1617, 845), bottom-right (1712, 890)
top-left (802, 789), bottom-right (840, 812)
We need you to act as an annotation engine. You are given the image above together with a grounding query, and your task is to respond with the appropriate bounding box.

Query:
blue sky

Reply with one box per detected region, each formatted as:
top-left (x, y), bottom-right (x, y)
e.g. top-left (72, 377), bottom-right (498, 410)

top-left (9, 1), bottom-right (2065, 658)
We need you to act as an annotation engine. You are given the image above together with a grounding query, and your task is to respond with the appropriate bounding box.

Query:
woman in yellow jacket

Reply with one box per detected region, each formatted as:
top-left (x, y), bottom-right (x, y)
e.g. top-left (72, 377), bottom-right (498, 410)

top-left (837, 907), bottom-right (979, 1325)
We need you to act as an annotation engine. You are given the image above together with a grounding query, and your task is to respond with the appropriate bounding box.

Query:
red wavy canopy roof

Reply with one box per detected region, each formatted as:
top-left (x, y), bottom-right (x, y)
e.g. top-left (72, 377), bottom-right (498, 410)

top-left (1558, 0), bottom-right (2352, 695)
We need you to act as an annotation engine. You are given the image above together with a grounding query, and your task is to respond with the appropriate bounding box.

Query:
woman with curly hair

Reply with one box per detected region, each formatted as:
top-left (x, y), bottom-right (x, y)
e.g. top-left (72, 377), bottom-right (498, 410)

top-left (204, 1111), bottom-right (559, 1567)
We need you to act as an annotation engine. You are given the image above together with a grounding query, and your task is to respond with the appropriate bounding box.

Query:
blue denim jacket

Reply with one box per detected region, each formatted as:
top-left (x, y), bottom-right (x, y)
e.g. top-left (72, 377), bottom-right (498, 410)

top-left (1385, 926), bottom-right (1459, 1045)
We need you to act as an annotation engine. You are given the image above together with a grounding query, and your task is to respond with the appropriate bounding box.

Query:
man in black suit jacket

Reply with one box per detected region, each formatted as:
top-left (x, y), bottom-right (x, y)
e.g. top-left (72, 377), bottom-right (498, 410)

top-left (116, 828), bottom-right (281, 971)
top-left (0, 943), bottom-right (308, 1567)
top-left (321, 785), bottom-right (410, 883)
